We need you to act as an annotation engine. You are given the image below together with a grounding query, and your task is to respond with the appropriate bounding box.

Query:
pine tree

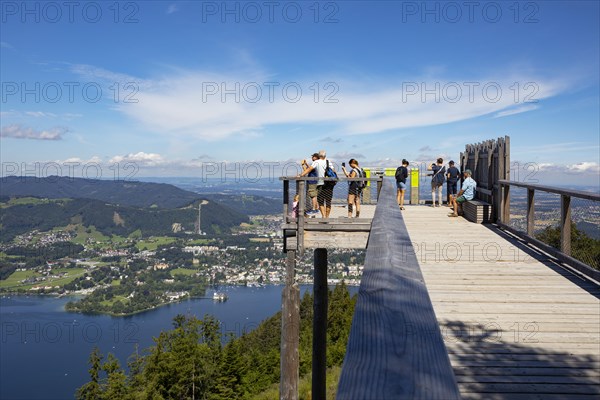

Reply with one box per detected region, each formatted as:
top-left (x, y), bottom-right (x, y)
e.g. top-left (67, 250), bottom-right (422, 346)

top-left (102, 353), bottom-right (127, 400)
top-left (76, 347), bottom-right (103, 400)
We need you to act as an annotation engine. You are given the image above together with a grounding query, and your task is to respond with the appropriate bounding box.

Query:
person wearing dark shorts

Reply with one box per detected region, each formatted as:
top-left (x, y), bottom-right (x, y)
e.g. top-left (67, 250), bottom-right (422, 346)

top-left (446, 160), bottom-right (460, 207)
top-left (395, 159), bottom-right (409, 210)
top-left (342, 158), bottom-right (363, 218)
top-left (301, 153), bottom-right (320, 214)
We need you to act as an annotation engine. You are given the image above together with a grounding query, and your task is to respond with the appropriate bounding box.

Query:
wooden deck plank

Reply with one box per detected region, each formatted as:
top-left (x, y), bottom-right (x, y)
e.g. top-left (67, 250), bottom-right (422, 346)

top-left (401, 204), bottom-right (600, 399)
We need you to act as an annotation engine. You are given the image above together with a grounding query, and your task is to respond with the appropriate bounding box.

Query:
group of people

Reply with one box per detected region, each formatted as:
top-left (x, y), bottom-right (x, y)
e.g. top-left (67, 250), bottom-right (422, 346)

top-left (296, 150), bottom-right (365, 219)
top-left (292, 151), bottom-right (477, 220)
top-left (396, 157), bottom-right (477, 217)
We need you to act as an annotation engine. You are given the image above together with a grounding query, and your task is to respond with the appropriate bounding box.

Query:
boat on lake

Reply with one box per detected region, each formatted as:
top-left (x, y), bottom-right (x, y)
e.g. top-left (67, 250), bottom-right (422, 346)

top-left (212, 292), bottom-right (228, 301)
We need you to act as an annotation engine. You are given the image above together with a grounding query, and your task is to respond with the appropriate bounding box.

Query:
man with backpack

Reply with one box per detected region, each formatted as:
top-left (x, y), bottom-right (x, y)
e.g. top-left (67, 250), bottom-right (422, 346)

top-left (299, 150), bottom-right (334, 218)
top-left (300, 153), bottom-right (320, 215)
top-left (342, 158), bottom-right (365, 218)
top-left (395, 159), bottom-right (409, 210)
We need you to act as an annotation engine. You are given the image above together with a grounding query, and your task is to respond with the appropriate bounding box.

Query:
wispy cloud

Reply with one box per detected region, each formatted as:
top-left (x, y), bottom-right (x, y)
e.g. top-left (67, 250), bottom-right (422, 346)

top-left (1, 124), bottom-right (67, 140)
top-left (0, 42), bottom-right (13, 49)
top-left (516, 142), bottom-right (600, 155)
top-left (493, 104), bottom-right (539, 118)
top-left (332, 152), bottom-right (365, 160)
top-left (25, 111), bottom-right (58, 118)
top-left (71, 65), bottom-right (573, 141)
top-left (167, 4), bottom-right (179, 14)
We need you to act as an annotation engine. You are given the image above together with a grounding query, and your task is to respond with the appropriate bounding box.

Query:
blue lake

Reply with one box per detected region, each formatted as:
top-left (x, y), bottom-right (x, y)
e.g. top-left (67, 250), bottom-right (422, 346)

top-left (1, 285), bottom-right (357, 400)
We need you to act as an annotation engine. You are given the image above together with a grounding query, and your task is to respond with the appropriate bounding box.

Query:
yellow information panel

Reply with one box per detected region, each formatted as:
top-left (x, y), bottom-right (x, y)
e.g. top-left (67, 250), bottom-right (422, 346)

top-left (384, 168), bottom-right (396, 177)
top-left (410, 169), bottom-right (419, 187)
top-left (410, 169), bottom-right (419, 204)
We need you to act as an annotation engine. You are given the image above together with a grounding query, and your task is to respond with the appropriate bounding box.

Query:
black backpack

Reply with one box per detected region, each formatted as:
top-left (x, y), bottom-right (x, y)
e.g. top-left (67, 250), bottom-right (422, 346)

top-left (356, 168), bottom-right (366, 189)
top-left (395, 166), bottom-right (408, 183)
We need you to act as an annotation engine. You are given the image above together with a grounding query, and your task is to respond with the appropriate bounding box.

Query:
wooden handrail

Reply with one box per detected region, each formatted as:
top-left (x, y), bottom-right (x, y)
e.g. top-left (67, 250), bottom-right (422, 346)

top-left (337, 178), bottom-right (460, 399)
top-left (499, 180), bottom-right (600, 201)
top-left (498, 179), bottom-right (600, 281)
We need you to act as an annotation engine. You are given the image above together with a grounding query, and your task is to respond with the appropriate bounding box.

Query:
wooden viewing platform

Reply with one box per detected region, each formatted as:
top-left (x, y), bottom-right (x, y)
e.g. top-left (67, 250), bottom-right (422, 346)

top-left (280, 137), bottom-right (600, 399)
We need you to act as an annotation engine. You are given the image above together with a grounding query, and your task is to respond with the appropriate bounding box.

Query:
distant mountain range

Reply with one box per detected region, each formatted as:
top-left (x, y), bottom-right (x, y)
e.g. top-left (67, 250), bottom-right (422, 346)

top-left (0, 176), bottom-right (282, 215)
top-left (0, 176), bottom-right (201, 209)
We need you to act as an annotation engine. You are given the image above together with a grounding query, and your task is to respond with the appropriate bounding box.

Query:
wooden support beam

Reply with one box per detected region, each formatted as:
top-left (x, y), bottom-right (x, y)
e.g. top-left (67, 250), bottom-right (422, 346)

top-left (280, 250), bottom-right (299, 400)
top-left (313, 248), bottom-right (328, 400)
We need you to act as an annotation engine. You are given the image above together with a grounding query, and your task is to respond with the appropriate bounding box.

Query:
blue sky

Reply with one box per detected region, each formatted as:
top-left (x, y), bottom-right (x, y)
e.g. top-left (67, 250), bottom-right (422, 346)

top-left (1, 1), bottom-right (599, 184)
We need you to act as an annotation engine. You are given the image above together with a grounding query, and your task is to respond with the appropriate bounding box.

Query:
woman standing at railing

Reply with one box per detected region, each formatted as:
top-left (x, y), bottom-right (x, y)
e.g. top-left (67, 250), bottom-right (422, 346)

top-left (428, 158), bottom-right (446, 207)
top-left (342, 159), bottom-right (364, 218)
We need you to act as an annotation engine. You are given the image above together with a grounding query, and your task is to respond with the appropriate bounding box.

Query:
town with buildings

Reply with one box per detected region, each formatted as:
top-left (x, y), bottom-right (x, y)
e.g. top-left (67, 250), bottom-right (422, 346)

top-left (0, 214), bottom-right (364, 315)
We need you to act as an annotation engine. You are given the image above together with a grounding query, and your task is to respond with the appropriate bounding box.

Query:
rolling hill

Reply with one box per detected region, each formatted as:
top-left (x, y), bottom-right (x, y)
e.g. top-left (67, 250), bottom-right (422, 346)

top-left (0, 176), bottom-right (201, 208)
top-left (0, 197), bottom-right (248, 243)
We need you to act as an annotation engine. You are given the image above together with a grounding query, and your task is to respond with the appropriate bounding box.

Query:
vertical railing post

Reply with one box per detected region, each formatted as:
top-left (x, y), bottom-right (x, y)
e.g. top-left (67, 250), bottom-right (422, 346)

top-left (280, 250), bottom-right (299, 400)
top-left (527, 188), bottom-right (535, 236)
top-left (297, 180), bottom-right (306, 255)
top-left (283, 179), bottom-right (289, 222)
top-left (561, 194), bottom-right (571, 256)
top-left (313, 248), bottom-right (328, 400)
top-left (501, 183), bottom-right (510, 224)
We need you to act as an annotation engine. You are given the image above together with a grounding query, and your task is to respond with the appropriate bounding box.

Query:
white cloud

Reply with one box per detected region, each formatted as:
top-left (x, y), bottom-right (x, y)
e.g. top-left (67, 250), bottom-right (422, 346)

top-left (109, 152), bottom-right (166, 166)
top-left (0, 124), bottom-right (67, 140)
top-left (25, 111), bottom-right (58, 118)
top-left (167, 4), bottom-right (179, 14)
top-left (71, 65), bottom-right (572, 142)
top-left (493, 104), bottom-right (539, 118)
top-left (567, 162), bottom-right (600, 173)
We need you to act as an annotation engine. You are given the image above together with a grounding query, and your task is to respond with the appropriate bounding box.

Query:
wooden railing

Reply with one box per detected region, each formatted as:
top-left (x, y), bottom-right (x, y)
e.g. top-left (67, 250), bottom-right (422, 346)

top-left (337, 178), bottom-right (460, 399)
top-left (281, 176), bottom-right (383, 254)
top-left (498, 180), bottom-right (600, 281)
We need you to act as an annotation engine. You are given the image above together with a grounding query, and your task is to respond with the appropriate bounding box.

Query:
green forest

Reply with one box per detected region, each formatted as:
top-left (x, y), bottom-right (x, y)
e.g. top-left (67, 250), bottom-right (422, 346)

top-left (536, 221), bottom-right (600, 270)
top-left (76, 283), bottom-right (356, 400)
